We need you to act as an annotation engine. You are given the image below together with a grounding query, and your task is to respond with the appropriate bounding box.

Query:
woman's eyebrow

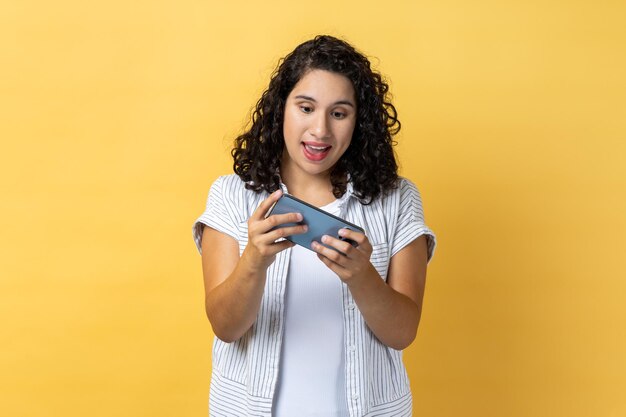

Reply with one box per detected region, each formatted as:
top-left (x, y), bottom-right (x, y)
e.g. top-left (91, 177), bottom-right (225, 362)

top-left (294, 95), bottom-right (355, 108)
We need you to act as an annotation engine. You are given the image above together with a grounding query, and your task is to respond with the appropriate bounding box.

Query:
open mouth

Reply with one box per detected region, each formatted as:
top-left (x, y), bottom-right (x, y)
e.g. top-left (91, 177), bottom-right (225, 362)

top-left (302, 142), bottom-right (332, 161)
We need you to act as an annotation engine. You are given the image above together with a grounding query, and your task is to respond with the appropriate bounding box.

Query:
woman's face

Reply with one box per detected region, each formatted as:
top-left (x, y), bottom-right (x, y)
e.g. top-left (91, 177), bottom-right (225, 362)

top-left (281, 69), bottom-right (357, 181)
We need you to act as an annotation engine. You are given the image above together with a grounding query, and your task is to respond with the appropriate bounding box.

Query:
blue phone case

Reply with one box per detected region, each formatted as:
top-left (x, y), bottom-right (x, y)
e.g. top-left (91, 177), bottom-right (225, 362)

top-left (267, 194), bottom-right (365, 253)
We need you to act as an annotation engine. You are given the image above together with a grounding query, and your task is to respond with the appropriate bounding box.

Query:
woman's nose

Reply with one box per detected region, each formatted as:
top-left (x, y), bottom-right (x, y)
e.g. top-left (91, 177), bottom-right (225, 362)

top-left (310, 113), bottom-right (330, 139)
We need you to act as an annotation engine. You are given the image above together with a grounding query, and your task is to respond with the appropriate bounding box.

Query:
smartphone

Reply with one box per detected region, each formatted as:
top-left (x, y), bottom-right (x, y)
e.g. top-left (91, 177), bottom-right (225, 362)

top-left (266, 193), bottom-right (365, 253)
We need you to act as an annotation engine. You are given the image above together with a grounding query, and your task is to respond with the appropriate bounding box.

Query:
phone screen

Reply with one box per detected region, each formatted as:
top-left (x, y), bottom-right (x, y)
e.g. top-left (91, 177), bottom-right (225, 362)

top-left (267, 194), bottom-right (365, 253)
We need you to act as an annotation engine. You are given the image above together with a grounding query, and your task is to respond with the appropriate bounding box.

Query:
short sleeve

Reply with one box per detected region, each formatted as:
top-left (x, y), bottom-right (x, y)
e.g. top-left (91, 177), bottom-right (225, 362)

top-left (192, 176), bottom-right (240, 255)
top-left (390, 179), bottom-right (437, 263)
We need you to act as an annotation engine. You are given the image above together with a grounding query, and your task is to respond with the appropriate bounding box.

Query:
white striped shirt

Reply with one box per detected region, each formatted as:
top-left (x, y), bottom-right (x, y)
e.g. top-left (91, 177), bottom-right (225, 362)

top-left (193, 174), bottom-right (436, 417)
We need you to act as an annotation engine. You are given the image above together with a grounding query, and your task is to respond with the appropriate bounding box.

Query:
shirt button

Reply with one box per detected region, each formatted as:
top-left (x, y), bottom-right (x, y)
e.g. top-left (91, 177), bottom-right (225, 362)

top-left (348, 303), bottom-right (356, 310)
top-left (352, 394), bottom-right (359, 400)
top-left (348, 345), bottom-right (356, 352)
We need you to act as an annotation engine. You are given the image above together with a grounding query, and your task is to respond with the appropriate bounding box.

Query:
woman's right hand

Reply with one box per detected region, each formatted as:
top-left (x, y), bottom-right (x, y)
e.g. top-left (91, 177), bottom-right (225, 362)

top-left (242, 189), bottom-right (308, 271)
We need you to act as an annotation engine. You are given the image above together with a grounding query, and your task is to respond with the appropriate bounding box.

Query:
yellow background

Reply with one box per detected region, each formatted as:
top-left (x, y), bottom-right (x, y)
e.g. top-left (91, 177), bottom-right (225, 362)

top-left (1, 0), bottom-right (625, 416)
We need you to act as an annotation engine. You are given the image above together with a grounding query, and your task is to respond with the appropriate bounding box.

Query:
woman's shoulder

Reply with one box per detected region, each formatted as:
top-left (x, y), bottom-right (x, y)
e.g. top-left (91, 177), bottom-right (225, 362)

top-left (379, 176), bottom-right (420, 202)
top-left (210, 173), bottom-right (260, 196)
top-left (370, 176), bottom-right (425, 218)
top-left (210, 173), bottom-right (247, 192)
top-left (208, 174), bottom-right (266, 212)
top-left (397, 176), bottom-right (421, 196)
top-left (396, 176), bottom-right (417, 188)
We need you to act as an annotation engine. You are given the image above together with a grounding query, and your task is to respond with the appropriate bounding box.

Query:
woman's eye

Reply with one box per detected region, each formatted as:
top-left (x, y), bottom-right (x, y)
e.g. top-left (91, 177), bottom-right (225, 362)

top-left (332, 111), bottom-right (346, 119)
top-left (300, 105), bottom-right (313, 114)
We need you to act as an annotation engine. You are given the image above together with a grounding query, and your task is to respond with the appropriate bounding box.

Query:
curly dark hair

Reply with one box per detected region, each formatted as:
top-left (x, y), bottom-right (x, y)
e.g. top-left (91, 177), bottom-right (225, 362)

top-left (232, 35), bottom-right (400, 204)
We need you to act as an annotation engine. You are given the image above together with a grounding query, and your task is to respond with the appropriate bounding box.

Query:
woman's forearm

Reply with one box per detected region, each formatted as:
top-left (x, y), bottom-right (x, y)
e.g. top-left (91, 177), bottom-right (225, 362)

top-left (205, 251), bottom-right (268, 343)
top-left (347, 266), bottom-right (422, 350)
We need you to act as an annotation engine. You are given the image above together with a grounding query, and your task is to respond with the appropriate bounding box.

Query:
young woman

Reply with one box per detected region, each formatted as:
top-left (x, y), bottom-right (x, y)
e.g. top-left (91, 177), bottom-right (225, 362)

top-left (193, 35), bottom-right (436, 417)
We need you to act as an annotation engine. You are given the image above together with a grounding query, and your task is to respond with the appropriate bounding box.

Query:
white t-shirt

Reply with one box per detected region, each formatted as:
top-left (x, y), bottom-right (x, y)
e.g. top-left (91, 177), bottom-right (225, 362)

top-left (273, 198), bottom-right (350, 416)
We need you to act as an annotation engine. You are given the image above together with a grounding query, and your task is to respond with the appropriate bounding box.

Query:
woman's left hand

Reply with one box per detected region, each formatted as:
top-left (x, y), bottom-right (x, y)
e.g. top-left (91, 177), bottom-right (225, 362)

top-left (311, 229), bottom-right (377, 284)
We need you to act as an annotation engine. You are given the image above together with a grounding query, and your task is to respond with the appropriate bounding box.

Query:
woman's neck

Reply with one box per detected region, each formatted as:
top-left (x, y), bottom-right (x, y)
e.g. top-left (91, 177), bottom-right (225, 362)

top-left (279, 165), bottom-right (336, 207)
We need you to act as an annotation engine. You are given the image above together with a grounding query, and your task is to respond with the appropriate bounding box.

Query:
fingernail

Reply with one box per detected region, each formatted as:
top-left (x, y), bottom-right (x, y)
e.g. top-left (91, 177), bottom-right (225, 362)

top-left (321, 235), bottom-right (329, 243)
top-left (338, 229), bottom-right (346, 236)
top-left (296, 213), bottom-right (303, 221)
